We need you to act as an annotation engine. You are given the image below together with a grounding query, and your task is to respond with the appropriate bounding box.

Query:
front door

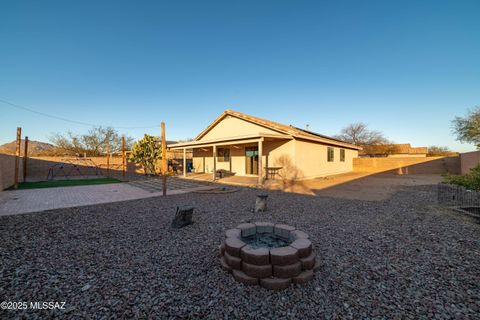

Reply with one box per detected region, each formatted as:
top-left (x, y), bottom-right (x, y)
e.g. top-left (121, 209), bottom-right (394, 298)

top-left (245, 147), bottom-right (259, 175)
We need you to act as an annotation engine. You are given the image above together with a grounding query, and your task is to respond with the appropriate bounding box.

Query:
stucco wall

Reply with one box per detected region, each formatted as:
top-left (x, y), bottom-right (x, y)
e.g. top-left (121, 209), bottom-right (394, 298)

top-left (199, 116), bottom-right (279, 141)
top-left (0, 152), bottom-right (192, 190)
top-left (0, 154), bottom-right (24, 190)
top-left (387, 154), bottom-right (427, 158)
top-left (460, 151), bottom-right (480, 174)
top-left (191, 139), bottom-right (357, 179)
top-left (192, 149), bottom-right (213, 173)
top-left (294, 139), bottom-right (357, 179)
top-left (353, 156), bottom-right (460, 174)
top-left (192, 143), bottom-right (258, 175)
top-left (263, 139), bottom-right (294, 168)
top-left (192, 140), bottom-right (295, 176)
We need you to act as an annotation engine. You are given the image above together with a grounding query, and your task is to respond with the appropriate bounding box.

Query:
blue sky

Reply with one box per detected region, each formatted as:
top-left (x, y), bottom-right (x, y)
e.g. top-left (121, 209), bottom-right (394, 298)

top-left (1, 0), bottom-right (479, 152)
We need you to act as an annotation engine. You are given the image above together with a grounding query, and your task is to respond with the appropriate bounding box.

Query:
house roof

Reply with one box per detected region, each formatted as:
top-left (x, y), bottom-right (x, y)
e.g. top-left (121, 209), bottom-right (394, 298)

top-left (191, 109), bottom-right (360, 150)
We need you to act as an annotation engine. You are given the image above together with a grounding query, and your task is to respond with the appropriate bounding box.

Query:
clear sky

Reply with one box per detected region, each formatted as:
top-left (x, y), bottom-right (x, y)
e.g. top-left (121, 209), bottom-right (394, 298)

top-left (1, 0), bottom-right (479, 152)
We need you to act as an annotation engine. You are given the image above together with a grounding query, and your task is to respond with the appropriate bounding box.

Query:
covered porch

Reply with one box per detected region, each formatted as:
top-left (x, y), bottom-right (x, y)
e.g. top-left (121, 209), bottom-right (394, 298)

top-left (168, 134), bottom-right (292, 184)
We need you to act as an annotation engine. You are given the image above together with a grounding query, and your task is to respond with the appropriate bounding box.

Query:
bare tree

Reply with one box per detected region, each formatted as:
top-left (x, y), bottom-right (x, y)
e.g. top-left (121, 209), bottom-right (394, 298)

top-left (427, 146), bottom-right (457, 157)
top-left (50, 126), bottom-right (134, 156)
top-left (452, 107), bottom-right (480, 149)
top-left (361, 144), bottom-right (400, 157)
top-left (334, 123), bottom-right (389, 146)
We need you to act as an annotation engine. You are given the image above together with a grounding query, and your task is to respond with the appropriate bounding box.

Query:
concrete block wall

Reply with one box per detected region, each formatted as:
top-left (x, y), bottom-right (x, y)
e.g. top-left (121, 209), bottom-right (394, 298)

top-left (26, 156), bottom-right (134, 180)
top-left (353, 156), bottom-right (460, 174)
top-left (460, 151), bottom-right (480, 174)
top-left (1, 153), bottom-right (191, 190)
top-left (0, 154), bottom-right (24, 190)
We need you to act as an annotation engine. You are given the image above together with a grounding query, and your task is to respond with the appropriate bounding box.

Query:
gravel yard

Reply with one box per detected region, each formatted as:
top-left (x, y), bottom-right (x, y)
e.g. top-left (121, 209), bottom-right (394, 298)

top-left (0, 185), bottom-right (479, 319)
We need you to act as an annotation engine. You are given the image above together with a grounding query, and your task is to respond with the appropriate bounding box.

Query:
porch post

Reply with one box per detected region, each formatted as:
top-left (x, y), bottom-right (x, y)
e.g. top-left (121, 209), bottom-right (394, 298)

top-left (258, 138), bottom-right (263, 185)
top-left (183, 148), bottom-right (187, 177)
top-left (212, 145), bottom-right (217, 181)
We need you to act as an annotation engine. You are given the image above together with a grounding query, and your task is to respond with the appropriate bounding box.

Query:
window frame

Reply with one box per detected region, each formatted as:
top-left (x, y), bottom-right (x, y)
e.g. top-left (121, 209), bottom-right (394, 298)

top-left (217, 147), bottom-right (230, 162)
top-left (340, 149), bottom-right (345, 162)
top-left (327, 147), bottom-right (334, 162)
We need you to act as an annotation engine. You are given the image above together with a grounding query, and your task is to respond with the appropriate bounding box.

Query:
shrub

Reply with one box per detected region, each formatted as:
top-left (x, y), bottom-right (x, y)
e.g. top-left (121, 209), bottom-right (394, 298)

top-left (129, 134), bottom-right (162, 175)
top-left (443, 164), bottom-right (480, 191)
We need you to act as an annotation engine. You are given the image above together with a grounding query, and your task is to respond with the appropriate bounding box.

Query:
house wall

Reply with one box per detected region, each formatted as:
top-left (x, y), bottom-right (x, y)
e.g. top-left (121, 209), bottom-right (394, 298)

top-left (230, 146), bottom-right (246, 174)
top-left (294, 139), bottom-right (357, 179)
top-left (192, 144), bottom-right (258, 175)
top-left (192, 149), bottom-right (213, 173)
top-left (199, 115), bottom-right (279, 141)
top-left (192, 140), bottom-right (294, 176)
top-left (460, 151), bottom-right (480, 174)
top-left (264, 139), bottom-right (295, 171)
top-left (191, 139), bottom-right (357, 179)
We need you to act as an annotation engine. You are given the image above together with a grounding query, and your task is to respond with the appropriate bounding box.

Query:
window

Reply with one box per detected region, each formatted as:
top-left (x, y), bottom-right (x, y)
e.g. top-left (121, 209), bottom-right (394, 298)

top-left (217, 148), bottom-right (230, 162)
top-left (340, 149), bottom-right (345, 162)
top-left (327, 147), bottom-right (334, 162)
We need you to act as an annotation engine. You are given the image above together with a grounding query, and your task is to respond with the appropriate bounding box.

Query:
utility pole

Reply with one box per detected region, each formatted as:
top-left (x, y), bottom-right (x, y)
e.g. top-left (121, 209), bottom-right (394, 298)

top-left (23, 136), bottom-right (29, 182)
top-left (122, 136), bottom-right (126, 178)
top-left (106, 143), bottom-right (110, 177)
top-left (14, 127), bottom-right (21, 189)
top-left (161, 122), bottom-right (167, 196)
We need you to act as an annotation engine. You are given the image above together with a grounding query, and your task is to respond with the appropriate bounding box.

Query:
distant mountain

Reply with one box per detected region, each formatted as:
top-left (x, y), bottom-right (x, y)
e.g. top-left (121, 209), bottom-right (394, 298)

top-left (0, 140), bottom-right (56, 156)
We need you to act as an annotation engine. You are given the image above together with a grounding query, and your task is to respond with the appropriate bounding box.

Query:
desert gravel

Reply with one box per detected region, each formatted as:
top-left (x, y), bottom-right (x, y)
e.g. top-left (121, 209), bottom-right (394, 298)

top-left (0, 185), bottom-right (479, 319)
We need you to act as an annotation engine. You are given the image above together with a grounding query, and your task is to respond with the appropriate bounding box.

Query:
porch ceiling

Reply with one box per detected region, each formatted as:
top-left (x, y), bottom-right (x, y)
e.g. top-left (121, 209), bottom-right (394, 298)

top-left (168, 133), bottom-right (292, 150)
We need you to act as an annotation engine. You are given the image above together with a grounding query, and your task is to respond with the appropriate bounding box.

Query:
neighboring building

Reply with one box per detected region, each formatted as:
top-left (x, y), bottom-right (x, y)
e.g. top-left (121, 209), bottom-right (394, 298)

top-left (168, 110), bottom-right (360, 183)
top-left (360, 143), bottom-right (428, 158)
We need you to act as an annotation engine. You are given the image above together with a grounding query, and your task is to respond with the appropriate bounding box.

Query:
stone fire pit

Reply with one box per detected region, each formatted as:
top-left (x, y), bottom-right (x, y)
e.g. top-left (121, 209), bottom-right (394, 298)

top-left (219, 222), bottom-right (319, 290)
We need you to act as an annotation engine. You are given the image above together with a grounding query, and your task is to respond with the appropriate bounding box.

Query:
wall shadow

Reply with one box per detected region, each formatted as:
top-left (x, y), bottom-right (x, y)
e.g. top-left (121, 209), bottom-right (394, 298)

top-left (264, 156), bottom-right (461, 200)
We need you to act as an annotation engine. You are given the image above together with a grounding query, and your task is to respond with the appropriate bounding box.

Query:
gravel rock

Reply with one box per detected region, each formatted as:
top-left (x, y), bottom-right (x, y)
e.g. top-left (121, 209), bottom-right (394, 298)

top-left (0, 185), bottom-right (479, 319)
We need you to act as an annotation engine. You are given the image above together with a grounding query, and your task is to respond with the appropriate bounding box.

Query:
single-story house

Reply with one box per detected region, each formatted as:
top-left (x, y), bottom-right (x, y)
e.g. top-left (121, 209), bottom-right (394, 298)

top-left (168, 110), bottom-right (360, 183)
top-left (359, 143), bottom-right (428, 158)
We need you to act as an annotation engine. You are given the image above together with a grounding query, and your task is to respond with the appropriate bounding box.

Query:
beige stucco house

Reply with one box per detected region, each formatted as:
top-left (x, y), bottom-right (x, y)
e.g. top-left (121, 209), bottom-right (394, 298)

top-left (168, 110), bottom-right (360, 183)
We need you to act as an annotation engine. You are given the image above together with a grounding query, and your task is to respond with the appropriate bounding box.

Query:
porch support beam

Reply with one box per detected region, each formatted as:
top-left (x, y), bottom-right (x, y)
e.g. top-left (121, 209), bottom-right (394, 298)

top-left (213, 145), bottom-right (217, 181)
top-left (258, 138), bottom-right (264, 185)
top-left (183, 148), bottom-right (187, 177)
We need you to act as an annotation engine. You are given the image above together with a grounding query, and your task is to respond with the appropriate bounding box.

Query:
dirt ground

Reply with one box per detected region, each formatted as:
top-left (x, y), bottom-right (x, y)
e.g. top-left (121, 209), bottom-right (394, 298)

top-left (266, 173), bottom-right (443, 201)
top-left (182, 171), bottom-right (444, 201)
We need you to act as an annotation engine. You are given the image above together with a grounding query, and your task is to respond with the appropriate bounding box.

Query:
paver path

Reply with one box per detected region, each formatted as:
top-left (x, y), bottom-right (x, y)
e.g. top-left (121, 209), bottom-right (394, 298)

top-left (128, 176), bottom-right (210, 193)
top-left (0, 178), bottom-right (211, 216)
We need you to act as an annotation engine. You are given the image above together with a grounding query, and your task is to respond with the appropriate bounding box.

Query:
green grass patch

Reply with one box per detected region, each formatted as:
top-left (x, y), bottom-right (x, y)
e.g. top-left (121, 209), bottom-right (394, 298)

top-left (12, 177), bottom-right (121, 190)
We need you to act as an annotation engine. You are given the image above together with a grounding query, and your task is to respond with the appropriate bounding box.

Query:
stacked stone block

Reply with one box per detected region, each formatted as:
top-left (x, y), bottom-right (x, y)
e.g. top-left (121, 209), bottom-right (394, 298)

top-left (219, 222), bottom-right (319, 290)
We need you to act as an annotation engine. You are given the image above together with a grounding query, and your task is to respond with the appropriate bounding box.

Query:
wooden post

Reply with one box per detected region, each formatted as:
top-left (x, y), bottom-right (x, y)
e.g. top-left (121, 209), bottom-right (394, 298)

top-left (106, 143), bottom-right (110, 177)
top-left (258, 138), bottom-right (263, 185)
top-left (121, 136), bottom-right (126, 178)
top-left (14, 127), bottom-right (21, 189)
top-left (212, 145), bottom-right (217, 181)
top-left (161, 122), bottom-right (167, 196)
top-left (183, 148), bottom-right (187, 177)
top-left (23, 136), bottom-right (29, 182)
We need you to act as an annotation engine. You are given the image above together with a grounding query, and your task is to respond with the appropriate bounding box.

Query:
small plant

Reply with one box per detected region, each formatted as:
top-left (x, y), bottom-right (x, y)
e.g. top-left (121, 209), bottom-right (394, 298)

top-left (443, 164), bottom-right (480, 191)
top-left (129, 134), bottom-right (162, 175)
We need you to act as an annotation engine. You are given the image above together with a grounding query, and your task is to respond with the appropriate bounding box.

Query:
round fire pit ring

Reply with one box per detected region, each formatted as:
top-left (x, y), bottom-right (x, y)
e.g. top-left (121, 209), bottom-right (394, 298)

top-left (219, 222), bottom-right (319, 290)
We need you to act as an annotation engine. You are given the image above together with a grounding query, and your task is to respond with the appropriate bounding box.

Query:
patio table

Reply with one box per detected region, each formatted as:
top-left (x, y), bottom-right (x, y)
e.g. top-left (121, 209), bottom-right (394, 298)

top-left (265, 167), bottom-right (283, 180)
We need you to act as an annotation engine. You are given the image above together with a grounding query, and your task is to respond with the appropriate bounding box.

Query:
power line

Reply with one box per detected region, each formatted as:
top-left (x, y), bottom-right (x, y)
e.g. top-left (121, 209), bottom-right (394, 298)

top-left (0, 98), bottom-right (160, 129)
